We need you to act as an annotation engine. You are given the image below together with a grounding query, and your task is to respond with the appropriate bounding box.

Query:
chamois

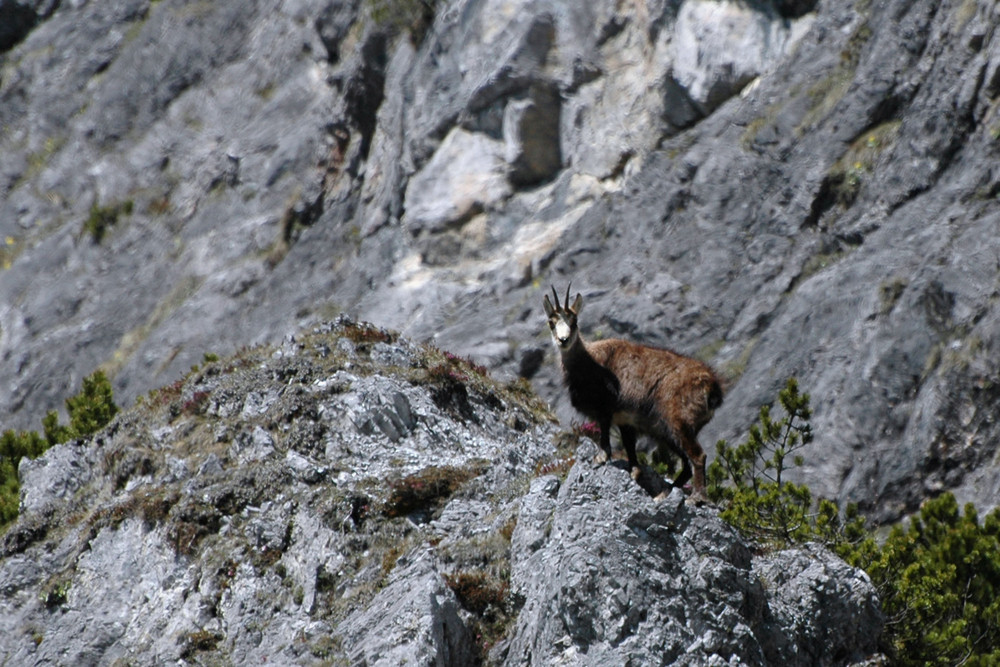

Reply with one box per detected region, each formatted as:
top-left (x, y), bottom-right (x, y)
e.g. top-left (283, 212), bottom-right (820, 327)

top-left (543, 285), bottom-right (723, 503)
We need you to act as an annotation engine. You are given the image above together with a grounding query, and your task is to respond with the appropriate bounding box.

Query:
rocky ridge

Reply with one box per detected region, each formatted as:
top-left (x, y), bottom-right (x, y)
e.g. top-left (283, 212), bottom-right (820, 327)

top-left (0, 321), bottom-right (881, 665)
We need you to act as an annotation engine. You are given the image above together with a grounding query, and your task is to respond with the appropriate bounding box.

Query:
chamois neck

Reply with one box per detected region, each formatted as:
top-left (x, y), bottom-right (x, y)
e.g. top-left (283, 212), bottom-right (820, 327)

top-left (558, 335), bottom-right (600, 372)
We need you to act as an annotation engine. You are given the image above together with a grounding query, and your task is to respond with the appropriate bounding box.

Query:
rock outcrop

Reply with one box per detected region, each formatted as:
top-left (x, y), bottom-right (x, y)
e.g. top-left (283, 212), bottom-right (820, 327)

top-left (0, 322), bottom-right (881, 665)
top-left (505, 443), bottom-right (881, 666)
top-left (1, 0), bottom-right (999, 526)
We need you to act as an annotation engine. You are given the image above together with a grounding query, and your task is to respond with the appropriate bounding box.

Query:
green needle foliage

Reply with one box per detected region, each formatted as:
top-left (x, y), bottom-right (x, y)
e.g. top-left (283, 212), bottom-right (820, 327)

top-left (851, 494), bottom-right (1000, 666)
top-left (63, 369), bottom-right (119, 440)
top-left (0, 430), bottom-right (46, 526)
top-left (1, 370), bottom-right (119, 530)
top-left (708, 377), bottom-right (1000, 665)
top-left (707, 377), bottom-right (863, 547)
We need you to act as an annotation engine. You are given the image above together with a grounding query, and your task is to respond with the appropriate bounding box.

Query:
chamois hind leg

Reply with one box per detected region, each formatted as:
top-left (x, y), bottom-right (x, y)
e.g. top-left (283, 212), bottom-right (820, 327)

top-left (679, 428), bottom-right (708, 506)
top-left (619, 425), bottom-right (640, 479)
top-left (651, 436), bottom-right (690, 501)
top-left (593, 417), bottom-right (614, 465)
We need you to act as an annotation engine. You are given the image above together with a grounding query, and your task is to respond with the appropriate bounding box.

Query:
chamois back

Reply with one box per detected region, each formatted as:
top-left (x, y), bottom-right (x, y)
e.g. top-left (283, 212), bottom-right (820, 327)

top-left (587, 338), bottom-right (722, 433)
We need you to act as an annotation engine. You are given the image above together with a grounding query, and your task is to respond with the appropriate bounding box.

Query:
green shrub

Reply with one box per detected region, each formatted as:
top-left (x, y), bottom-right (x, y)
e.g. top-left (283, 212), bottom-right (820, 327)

top-left (709, 377), bottom-right (1000, 665)
top-left (56, 369), bottom-right (119, 444)
top-left (0, 430), bottom-right (46, 526)
top-left (707, 378), bottom-right (861, 547)
top-left (1, 370), bottom-right (119, 531)
top-left (850, 494), bottom-right (1000, 666)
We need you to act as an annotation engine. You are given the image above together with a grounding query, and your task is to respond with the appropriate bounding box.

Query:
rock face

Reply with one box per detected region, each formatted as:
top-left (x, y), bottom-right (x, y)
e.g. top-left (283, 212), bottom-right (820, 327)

top-left (505, 443), bottom-right (881, 666)
top-left (0, 322), bottom-right (881, 665)
top-left (1, 0), bottom-right (999, 526)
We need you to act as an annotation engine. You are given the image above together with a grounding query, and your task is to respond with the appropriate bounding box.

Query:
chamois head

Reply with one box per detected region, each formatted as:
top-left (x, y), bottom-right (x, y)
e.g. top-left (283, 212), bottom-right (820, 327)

top-left (543, 285), bottom-right (584, 351)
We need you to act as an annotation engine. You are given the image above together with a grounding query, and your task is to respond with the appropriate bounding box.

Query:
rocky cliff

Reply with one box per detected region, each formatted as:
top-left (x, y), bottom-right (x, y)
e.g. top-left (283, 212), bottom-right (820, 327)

top-left (0, 320), bottom-right (882, 664)
top-left (1, 0), bottom-right (999, 524)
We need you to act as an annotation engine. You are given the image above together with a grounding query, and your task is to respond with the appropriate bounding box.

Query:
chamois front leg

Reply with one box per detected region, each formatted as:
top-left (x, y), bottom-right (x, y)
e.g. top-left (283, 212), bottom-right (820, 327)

top-left (619, 425), bottom-right (641, 480)
top-left (593, 417), bottom-right (614, 465)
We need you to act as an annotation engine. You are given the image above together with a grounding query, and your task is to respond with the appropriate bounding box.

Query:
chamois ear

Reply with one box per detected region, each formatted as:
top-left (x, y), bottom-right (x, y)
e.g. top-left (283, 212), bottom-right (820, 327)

top-left (543, 293), bottom-right (555, 318)
top-left (570, 293), bottom-right (583, 314)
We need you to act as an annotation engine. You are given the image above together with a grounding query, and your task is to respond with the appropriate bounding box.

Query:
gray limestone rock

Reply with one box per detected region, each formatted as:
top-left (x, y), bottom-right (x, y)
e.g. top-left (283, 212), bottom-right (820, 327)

top-left (502, 441), bottom-right (881, 666)
top-left (339, 549), bottom-right (477, 667)
top-left (0, 0), bottom-right (998, 547)
top-left (0, 323), bottom-right (882, 665)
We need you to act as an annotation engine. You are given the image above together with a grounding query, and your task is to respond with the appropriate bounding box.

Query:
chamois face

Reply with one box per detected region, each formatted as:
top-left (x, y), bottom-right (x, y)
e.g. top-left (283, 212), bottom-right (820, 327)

top-left (543, 286), bottom-right (584, 351)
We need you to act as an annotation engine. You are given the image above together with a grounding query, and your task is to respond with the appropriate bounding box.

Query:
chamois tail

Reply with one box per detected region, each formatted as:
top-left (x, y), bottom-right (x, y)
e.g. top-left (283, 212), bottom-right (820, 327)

top-left (707, 378), bottom-right (723, 411)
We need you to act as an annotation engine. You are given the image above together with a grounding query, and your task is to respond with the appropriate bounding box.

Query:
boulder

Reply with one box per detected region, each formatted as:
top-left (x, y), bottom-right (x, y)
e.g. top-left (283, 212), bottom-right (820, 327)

top-left (403, 128), bottom-right (511, 235)
top-left (503, 441), bottom-right (881, 665)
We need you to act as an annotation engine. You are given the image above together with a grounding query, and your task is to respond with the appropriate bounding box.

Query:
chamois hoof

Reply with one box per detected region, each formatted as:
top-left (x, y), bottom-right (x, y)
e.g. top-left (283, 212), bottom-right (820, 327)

top-left (685, 491), bottom-right (709, 507)
top-left (630, 466), bottom-right (641, 481)
top-left (592, 450), bottom-right (610, 466)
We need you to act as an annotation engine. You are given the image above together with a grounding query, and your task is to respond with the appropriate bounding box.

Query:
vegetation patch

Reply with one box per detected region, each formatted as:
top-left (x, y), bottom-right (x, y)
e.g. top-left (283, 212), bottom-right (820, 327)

top-left (0, 514), bottom-right (50, 557)
top-left (114, 489), bottom-right (177, 531)
top-left (709, 377), bottom-right (1000, 665)
top-left (0, 430), bottom-right (46, 526)
top-left (857, 494), bottom-right (1000, 666)
top-left (824, 120), bottom-right (902, 208)
top-left (438, 522), bottom-right (519, 658)
top-left (317, 517), bottom-right (422, 624)
top-left (878, 276), bottom-right (907, 315)
top-left (444, 568), bottom-right (512, 653)
top-left (534, 455), bottom-right (575, 480)
top-left (796, 19), bottom-right (872, 135)
top-left (740, 100), bottom-right (785, 151)
top-left (1, 370), bottom-right (119, 532)
top-left (18, 136), bottom-right (65, 187)
top-left (293, 319), bottom-right (554, 429)
top-left (104, 445), bottom-right (158, 491)
top-left (719, 336), bottom-right (758, 385)
top-left (167, 500), bottom-right (223, 556)
top-left (82, 199), bottom-right (134, 244)
top-left (40, 576), bottom-right (72, 610)
top-left (707, 378), bottom-right (852, 546)
top-left (417, 352), bottom-right (542, 425)
top-left (366, 0), bottom-right (439, 44)
top-left (694, 338), bottom-right (725, 365)
top-left (383, 463), bottom-right (486, 519)
top-left (181, 390), bottom-right (212, 416)
top-left (426, 365), bottom-right (477, 420)
top-left (445, 569), bottom-right (508, 615)
top-left (179, 629), bottom-right (222, 659)
top-left (342, 320), bottom-right (395, 346)
top-left (1, 235), bottom-right (21, 270)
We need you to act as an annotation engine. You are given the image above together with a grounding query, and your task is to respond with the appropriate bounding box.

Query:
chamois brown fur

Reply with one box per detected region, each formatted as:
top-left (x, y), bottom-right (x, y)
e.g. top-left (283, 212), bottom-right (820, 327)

top-left (544, 285), bottom-right (722, 503)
